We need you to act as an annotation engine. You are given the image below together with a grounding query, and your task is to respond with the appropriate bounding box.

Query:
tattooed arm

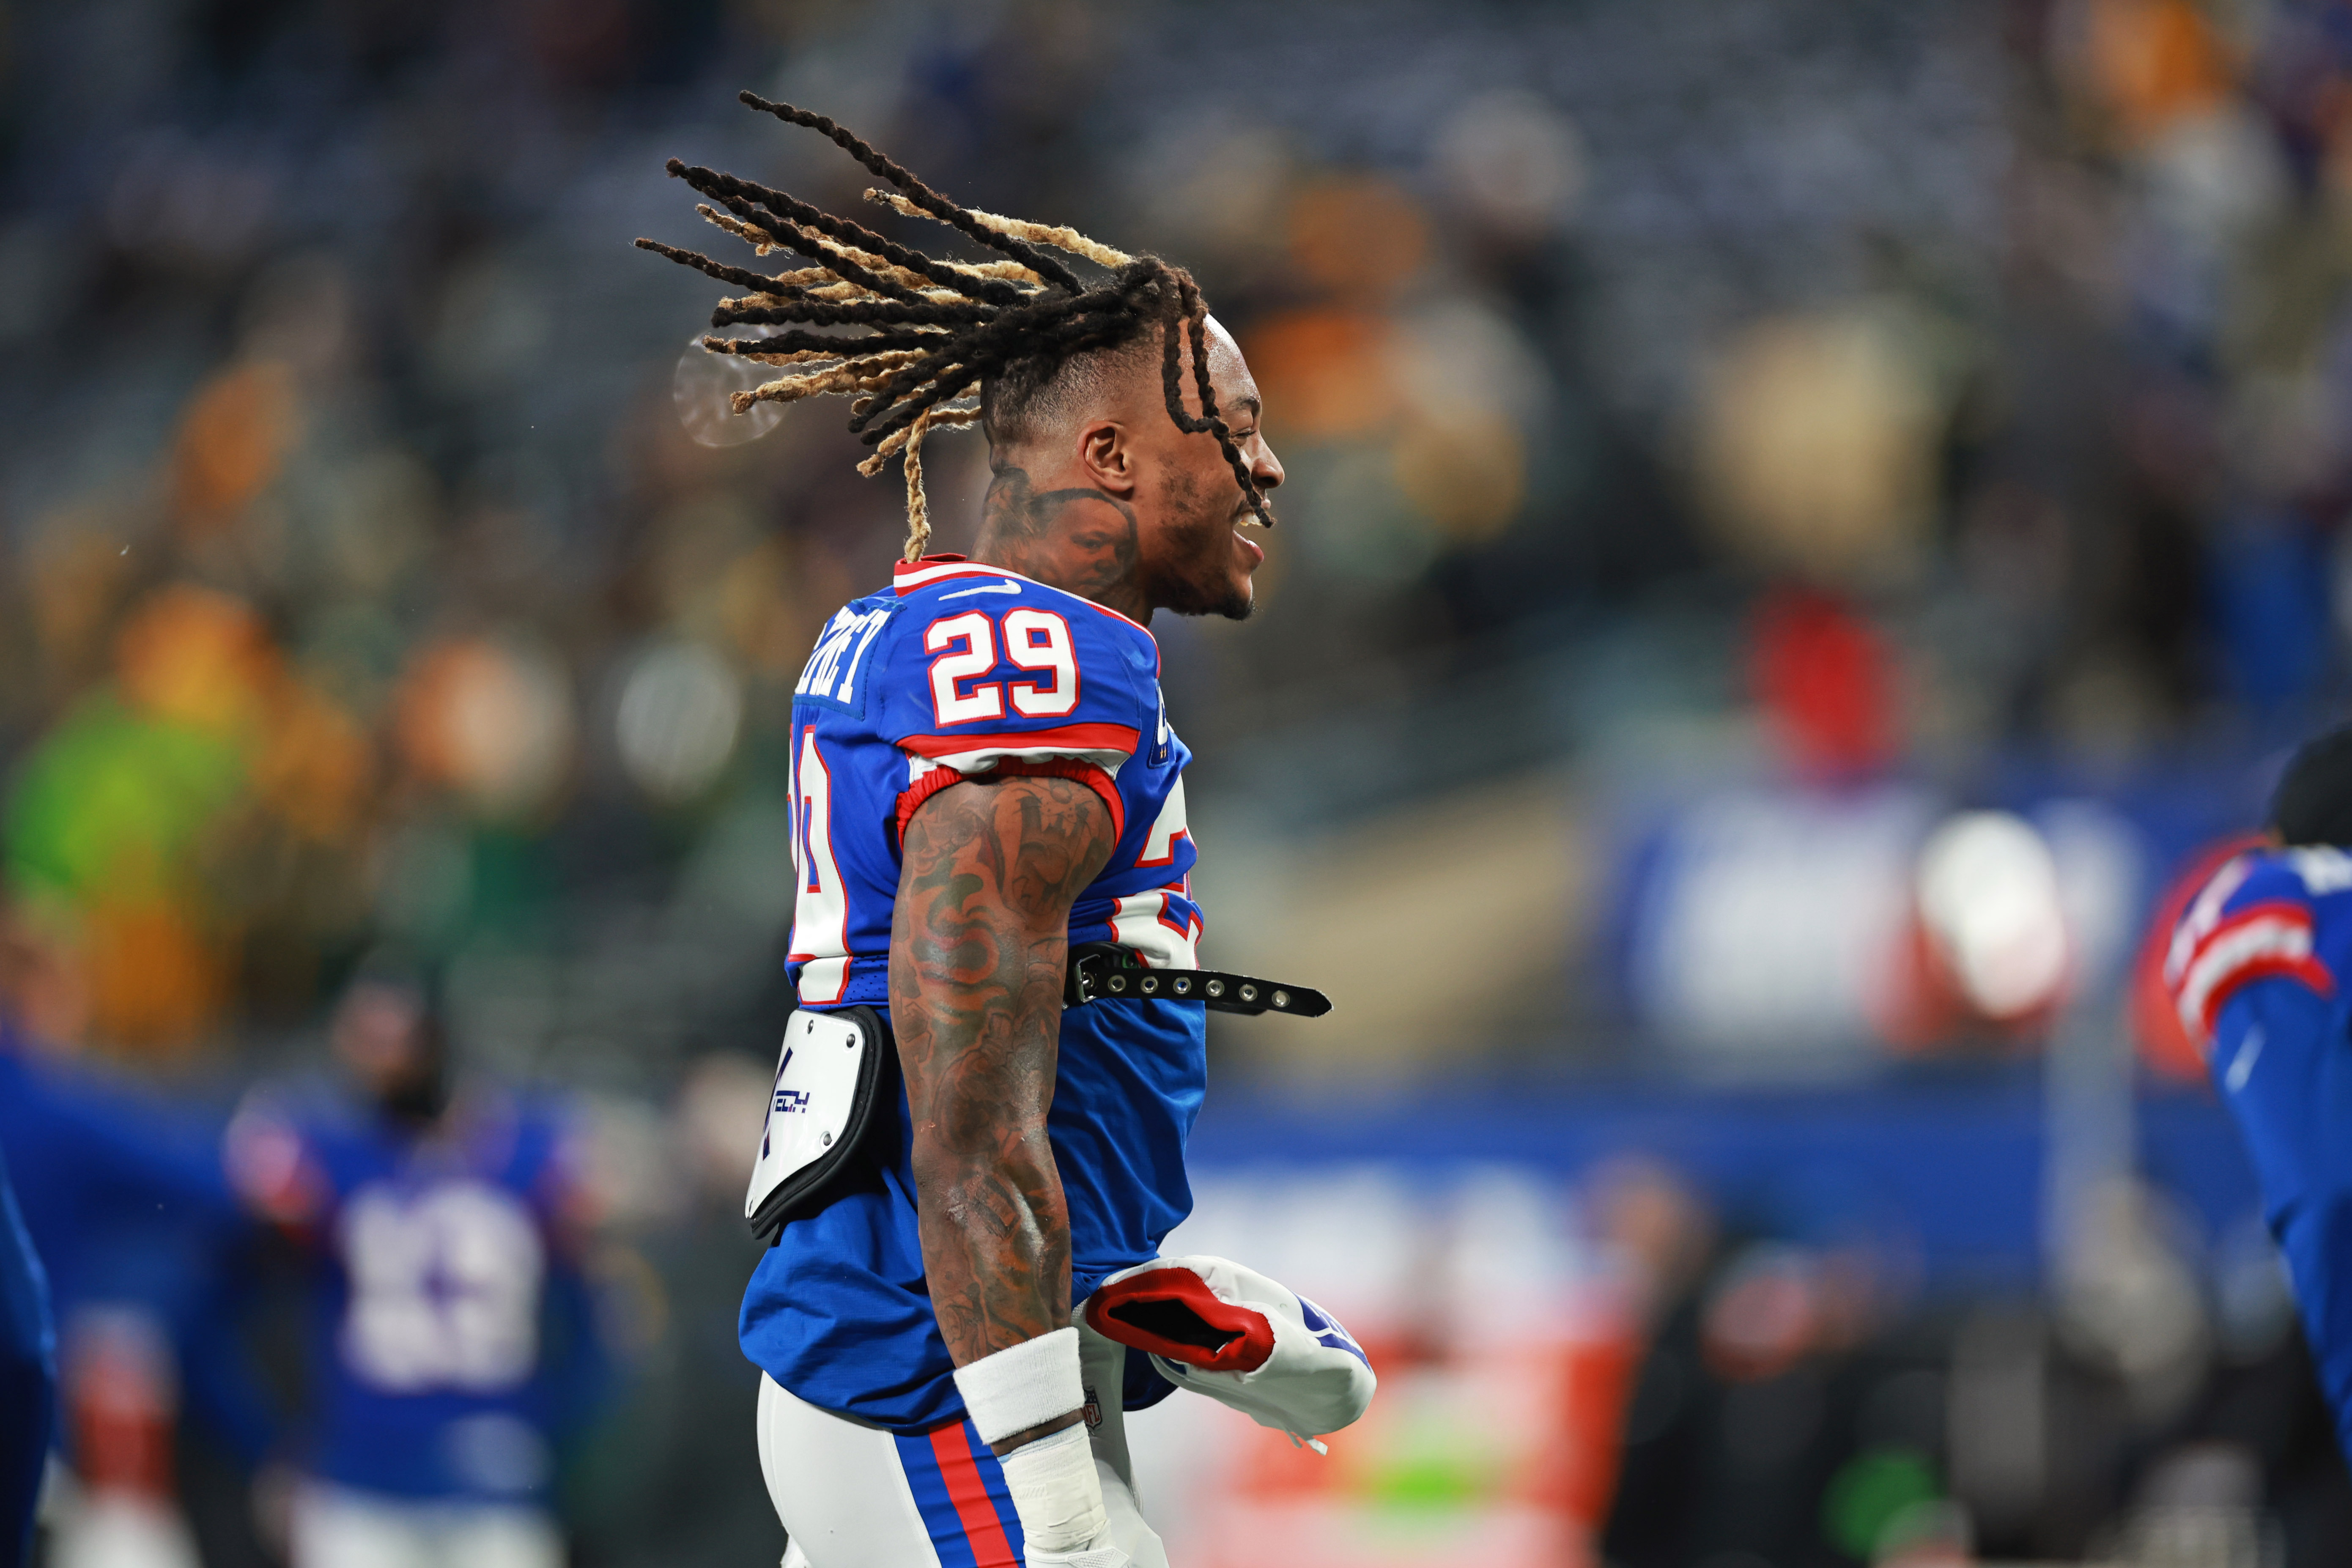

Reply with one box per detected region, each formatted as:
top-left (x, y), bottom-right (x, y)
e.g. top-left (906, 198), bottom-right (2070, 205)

top-left (891, 770), bottom-right (1118, 1454)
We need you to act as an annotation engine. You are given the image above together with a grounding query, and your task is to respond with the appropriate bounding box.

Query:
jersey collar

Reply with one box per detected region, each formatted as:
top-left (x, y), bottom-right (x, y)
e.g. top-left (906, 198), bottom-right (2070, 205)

top-left (891, 554), bottom-right (1156, 644)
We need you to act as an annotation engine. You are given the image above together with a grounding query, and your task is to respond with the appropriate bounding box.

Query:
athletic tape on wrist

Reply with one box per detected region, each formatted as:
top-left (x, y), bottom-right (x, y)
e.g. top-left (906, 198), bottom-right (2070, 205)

top-left (951, 1326), bottom-right (1084, 1447)
top-left (995, 1422), bottom-right (1108, 1554)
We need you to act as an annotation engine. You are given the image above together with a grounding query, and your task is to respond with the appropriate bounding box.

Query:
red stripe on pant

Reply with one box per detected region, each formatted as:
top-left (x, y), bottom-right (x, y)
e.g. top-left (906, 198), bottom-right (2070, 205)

top-left (927, 1424), bottom-right (1020, 1568)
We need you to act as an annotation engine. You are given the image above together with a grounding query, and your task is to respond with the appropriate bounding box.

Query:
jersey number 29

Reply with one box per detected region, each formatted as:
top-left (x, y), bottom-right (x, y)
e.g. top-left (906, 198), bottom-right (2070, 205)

top-left (924, 609), bottom-right (1079, 726)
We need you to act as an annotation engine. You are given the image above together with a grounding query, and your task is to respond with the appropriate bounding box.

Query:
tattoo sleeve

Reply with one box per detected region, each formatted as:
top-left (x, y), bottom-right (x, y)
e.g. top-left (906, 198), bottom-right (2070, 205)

top-left (891, 771), bottom-right (1117, 1382)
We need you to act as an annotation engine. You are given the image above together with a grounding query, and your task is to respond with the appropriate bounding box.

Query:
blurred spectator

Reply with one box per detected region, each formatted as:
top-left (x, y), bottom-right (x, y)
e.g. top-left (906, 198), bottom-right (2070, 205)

top-left (1604, 1216), bottom-right (1916, 1568)
top-left (5, 583), bottom-right (371, 1052)
top-left (565, 1052), bottom-right (782, 1568)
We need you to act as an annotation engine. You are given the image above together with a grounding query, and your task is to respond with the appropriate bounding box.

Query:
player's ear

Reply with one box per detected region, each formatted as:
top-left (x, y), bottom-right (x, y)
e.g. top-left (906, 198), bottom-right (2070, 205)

top-left (1076, 418), bottom-right (1135, 499)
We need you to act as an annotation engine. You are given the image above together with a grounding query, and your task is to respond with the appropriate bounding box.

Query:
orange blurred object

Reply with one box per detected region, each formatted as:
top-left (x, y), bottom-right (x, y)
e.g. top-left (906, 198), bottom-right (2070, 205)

top-left (2084, 0), bottom-right (2236, 144)
top-left (1243, 311), bottom-right (1401, 443)
top-left (116, 583), bottom-right (276, 735)
top-left (170, 359), bottom-right (301, 537)
top-left (1548, 1304), bottom-right (1642, 1527)
top-left (395, 634), bottom-right (575, 818)
top-left (253, 682), bottom-right (374, 842)
top-left (1286, 177), bottom-right (1430, 304)
top-left (78, 899), bottom-right (233, 1051)
top-left (115, 583), bottom-right (373, 842)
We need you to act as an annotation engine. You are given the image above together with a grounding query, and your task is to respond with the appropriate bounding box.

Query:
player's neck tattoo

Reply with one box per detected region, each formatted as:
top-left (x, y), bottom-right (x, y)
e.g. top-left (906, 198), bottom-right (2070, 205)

top-left (973, 463), bottom-right (1149, 624)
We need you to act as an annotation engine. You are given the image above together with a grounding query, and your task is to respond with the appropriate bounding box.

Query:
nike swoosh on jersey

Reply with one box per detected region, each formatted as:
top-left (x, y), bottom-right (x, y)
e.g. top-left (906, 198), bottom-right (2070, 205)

top-left (940, 581), bottom-right (1022, 598)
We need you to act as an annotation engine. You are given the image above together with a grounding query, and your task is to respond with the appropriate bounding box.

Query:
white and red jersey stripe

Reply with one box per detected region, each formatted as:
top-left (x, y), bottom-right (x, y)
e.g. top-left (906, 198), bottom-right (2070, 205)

top-left (2164, 851), bottom-right (2338, 1047)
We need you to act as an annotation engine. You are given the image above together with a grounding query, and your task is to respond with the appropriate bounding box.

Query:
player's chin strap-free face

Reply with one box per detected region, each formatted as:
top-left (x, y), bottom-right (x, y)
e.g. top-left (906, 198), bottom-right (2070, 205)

top-left (1083, 1254), bottom-right (1376, 1454)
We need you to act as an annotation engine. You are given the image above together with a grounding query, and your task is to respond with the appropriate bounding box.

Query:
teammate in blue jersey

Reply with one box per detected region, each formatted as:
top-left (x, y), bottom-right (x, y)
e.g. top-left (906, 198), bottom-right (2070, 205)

top-left (2166, 726), bottom-right (2352, 1465)
top-left (225, 968), bottom-right (607, 1568)
top-left (643, 100), bottom-right (1373, 1566)
top-left (0, 1011), bottom-right (250, 1563)
top-left (0, 1132), bottom-right (53, 1568)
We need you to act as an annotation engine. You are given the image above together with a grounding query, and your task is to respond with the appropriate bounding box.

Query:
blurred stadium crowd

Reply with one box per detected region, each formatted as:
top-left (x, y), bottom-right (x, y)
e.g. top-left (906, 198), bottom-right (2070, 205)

top-left (11, 0), bottom-right (2352, 1563)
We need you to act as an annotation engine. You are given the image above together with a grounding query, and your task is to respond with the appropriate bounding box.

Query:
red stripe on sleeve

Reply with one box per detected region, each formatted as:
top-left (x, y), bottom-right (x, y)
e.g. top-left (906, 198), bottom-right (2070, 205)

top-left (2181, 900), bottom-right (2314, 976)
top-left (896, 722), bottom-right (1140, 760)
top-left (894, 760), bottom-right (1125, 847)
top-left (927, 1425), bottom-right (1021, 1568)
top-left (2198, 953), bottom-right (2336, 1036)
top-left (2169, 900), bottom-right (2334, 1040)
top-left (894, 767), bottom-right (969, 850)
top-left (990, 758), bottom-right (1125, 842)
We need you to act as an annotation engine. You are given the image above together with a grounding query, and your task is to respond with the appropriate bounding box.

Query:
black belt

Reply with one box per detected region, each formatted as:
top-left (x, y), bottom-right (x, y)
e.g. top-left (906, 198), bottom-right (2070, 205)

top-left (1064, 942), bottom-right (1331, 1017)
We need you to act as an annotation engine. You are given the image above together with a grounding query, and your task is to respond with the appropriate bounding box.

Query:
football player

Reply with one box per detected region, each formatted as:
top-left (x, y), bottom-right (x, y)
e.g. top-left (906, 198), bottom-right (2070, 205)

top-left (641, 99), bottom-right (1374, 1567)
top-left (0, 1133), bottom-right (52, 1568)
top-left (224, 967), bottom-right (608, 1568)
top-left (2165, 724), bottom-right (2352, 1463)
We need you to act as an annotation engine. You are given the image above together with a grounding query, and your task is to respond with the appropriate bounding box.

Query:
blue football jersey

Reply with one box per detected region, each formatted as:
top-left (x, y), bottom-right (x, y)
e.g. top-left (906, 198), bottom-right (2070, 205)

top-left (0, 1029), bottom-right (268, 1465)
top-left (741, 555), bottom-right (1208, 1432)
top-left (224, 1086), bottom-right (605, 1501)
top-left (2167, 845), bottom-right (2352, 1459)
top-left (0, 1133), bottom-right (52, 1568)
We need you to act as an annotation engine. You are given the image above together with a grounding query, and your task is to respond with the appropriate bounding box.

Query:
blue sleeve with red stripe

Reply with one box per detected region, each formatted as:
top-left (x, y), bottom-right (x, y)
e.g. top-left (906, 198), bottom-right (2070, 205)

top-left (2211, 975), bottom-right (2352, 1463)
top-left (2166, 855), bottom-right (2334, 1050)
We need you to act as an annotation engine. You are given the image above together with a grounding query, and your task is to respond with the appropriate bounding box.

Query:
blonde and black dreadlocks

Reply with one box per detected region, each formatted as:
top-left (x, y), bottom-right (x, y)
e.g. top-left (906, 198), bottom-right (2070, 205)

top-left (638, 93), bottom-right (1274, 562)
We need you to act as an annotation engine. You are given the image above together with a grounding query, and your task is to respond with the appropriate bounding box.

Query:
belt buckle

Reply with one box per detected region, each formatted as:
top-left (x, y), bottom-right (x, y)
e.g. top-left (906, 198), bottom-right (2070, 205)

top-left (1065, 942), bottom-right (1142, 1007)
top-left (1064, 944), bottom-right (1111, 1007)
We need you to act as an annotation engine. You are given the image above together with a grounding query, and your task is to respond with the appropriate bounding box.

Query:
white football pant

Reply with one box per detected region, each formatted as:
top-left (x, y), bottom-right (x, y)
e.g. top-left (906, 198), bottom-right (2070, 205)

top-left (757, 1318), bottom-right (1168, 1568)
top-left (288, 1485), bottom-right (561, 1568)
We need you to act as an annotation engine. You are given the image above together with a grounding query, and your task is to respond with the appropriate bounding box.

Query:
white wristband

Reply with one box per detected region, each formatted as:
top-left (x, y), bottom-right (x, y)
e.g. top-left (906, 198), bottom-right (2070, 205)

top-left (951, 1326), bottom-right (1083, 1447)
top-left (995, 1422), bottom-right (1109, 1555)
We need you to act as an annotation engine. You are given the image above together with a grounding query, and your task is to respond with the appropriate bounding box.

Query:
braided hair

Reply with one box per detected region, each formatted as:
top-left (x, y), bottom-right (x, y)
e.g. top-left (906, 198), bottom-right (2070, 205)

top-left (639, 93), bottom-right (1275, 562)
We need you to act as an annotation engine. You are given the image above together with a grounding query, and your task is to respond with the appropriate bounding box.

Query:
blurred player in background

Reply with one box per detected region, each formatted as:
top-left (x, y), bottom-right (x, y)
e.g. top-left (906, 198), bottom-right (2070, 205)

top-left (2165, 725), bottom-right (2352, 1464)
top-left (225, 963), bottom-right (609, 1568)
top-left (643, 98), bottom-right (1371, 1567)
top-left (0, 928), bottom-right (256, 1568)
top-left (0, 1134), bottom-right (52, 1568)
